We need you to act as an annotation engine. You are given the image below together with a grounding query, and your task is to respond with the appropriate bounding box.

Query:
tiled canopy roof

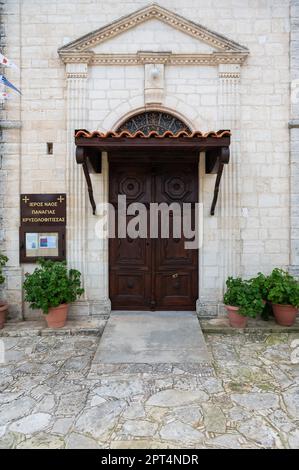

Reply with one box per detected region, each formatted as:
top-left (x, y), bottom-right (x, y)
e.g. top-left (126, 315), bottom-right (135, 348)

top-left (75, 129), bottom-right (231, 217)
top-left (75, 130), bottom-right (231, 139)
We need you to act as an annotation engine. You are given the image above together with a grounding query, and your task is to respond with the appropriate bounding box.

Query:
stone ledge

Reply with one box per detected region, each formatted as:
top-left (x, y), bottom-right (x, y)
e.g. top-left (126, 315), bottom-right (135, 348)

top-left (200, 317), bottom-right (299, 334)
top-left (0, 317), bottom-right (107, 337)
top-left (289, 119), bottom-right (299, 128)
top-left (0, 120), bottom-right (22, 129)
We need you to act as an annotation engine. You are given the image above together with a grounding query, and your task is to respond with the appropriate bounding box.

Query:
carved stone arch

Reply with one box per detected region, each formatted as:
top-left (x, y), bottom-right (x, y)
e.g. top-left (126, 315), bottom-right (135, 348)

top-left (116, 110), bottom-right (192, 135)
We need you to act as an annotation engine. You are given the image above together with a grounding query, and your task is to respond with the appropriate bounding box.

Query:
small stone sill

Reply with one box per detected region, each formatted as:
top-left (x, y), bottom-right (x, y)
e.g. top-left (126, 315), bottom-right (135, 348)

top-left (0, 317), bottom-right (107, 337)
top-left (200, 317), bottom-right (299, 333)
top-left (289, 119), bottom-right (299, 129)
top-left (0, 120), bottom-right (22, 129)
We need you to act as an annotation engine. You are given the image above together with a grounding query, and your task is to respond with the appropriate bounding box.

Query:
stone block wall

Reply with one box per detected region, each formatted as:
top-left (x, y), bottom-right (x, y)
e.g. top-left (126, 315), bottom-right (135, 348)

top-left (0, 0), bottom-right (292, 318)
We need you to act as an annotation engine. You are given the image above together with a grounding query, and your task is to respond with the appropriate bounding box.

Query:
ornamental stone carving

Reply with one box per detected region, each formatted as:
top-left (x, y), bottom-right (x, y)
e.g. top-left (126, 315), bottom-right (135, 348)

top-left (58, 4), bottom-right (249, 67)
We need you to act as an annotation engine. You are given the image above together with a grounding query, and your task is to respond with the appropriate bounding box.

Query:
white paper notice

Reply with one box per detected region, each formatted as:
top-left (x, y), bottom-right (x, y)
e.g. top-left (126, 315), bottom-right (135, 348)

top-left (46, 235), bottom-right (57, 249)
top-left (26, 233), bottom-right (38, 250)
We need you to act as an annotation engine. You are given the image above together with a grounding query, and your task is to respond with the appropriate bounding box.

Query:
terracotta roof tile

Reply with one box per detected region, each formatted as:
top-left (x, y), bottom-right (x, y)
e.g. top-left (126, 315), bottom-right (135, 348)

top-left (75, 130), bottom-right (231, 139)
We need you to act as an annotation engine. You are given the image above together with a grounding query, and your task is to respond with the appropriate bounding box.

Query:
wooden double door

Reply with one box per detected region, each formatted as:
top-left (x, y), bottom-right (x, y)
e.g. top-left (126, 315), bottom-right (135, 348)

top-left (109, 152), bottom-right (198, 311)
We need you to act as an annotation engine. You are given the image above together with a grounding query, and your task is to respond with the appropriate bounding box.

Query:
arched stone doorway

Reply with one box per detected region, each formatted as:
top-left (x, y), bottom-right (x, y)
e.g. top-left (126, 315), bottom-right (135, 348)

top-left (75, 115), bottom-right (231, 315)
top-left (109, 110), bottom-right (198, 311)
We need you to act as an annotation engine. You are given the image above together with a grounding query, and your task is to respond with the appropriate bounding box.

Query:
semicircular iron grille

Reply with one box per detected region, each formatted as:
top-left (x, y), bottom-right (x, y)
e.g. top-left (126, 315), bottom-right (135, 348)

top-left (116, 111), bottom-right (192, 135)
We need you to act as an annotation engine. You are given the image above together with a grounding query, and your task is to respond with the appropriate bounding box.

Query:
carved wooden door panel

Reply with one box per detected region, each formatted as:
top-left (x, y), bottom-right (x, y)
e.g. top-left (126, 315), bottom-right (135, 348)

top-left (109, 158), bottom-right (198, 310)
top-left (109, 162), bottom-right (152, 309)
top-left (154, 163), bottom-right (198, 310)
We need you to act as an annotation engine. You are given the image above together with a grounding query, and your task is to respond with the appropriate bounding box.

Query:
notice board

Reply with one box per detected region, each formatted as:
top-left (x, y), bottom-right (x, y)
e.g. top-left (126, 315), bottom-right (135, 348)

top-left (20, 194), bottom-right (66, 263)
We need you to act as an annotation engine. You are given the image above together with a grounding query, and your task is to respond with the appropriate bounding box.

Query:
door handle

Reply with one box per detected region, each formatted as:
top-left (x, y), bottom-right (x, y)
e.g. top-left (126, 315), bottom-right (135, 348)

top-left (172, 273), bottom-right (178, 279)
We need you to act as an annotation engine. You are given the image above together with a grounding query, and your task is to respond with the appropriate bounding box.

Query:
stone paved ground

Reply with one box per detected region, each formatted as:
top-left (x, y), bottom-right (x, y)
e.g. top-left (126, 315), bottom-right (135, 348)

top-left (0, 332), bottom-right (299, 449)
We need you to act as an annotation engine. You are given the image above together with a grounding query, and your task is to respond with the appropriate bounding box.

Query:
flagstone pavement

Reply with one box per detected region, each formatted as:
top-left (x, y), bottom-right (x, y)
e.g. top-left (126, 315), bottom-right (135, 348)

top-left (0, 332), bottom-right (299, 449)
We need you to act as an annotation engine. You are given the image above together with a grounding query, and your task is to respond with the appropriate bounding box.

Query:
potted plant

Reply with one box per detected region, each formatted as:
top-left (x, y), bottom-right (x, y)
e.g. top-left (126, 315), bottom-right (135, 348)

top-left (223, 277), bottom-right (264, 328)
top-left (23, 259), bottom-right (84, 328)
top-left (251, 272), bottom-right (273, 321)
top-left (0, 252), bottom-right (9, 329)
top-left (266, 268), bottom-right (299, 326)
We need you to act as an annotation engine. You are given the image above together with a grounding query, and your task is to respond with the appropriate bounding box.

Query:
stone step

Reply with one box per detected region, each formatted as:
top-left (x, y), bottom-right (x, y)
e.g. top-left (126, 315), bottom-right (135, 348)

top-left (90, 311), bottom-right (214, 377)
top-left (201, 317), bottom-right (299, 334)
top-left (0, 318), bottom-right (107, 337)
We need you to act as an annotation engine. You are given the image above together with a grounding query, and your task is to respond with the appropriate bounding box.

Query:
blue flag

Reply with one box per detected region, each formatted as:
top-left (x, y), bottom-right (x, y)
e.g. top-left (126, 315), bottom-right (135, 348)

top-left (0, 75), bottom-right (21, 94)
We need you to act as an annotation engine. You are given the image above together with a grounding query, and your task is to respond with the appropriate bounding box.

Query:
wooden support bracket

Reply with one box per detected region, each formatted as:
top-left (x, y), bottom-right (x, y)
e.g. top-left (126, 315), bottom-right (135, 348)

top-left (206, 147), bottom-right (230, 216)
top-left (76, 146), bottom-right (100, 215)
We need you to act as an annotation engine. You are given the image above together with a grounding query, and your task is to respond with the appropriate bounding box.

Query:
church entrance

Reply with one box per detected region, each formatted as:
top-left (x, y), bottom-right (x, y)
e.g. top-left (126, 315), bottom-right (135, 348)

top-left (74, 110), bottom-right (231, 312)
top-left (109, 151), bottom-right (199, 311)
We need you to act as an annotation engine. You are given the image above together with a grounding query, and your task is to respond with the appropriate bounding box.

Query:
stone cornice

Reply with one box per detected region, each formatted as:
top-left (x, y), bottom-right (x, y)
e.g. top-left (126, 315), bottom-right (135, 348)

top-left (58, 4), bottom-right (249, 65)
top-left (59, 51), bottom-right (248, 66)
top-left (62, 52), bottom-right (94, 64)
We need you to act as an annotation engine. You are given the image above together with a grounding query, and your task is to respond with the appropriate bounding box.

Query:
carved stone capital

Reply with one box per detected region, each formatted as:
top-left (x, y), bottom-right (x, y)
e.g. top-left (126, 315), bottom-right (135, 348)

top-left (66, 62), bottom-right (88, 79)
top-left (218, 64), bottom-right (241, 79)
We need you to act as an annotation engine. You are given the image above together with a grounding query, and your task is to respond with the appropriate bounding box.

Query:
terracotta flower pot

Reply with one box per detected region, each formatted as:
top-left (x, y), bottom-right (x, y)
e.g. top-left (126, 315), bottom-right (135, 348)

top-left (0, 302), bottom-right (8, 329)
top-left (272, 304), bottom-right (298, 327)
top-left (225, 305), bottom-right (248, 328)
top-left (45, 303), bottom-right (68, 328)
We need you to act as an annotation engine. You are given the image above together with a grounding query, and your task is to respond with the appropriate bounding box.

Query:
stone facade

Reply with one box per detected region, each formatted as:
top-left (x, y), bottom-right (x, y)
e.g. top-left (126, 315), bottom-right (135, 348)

top-left (0, 0), bottom-right (293, 319)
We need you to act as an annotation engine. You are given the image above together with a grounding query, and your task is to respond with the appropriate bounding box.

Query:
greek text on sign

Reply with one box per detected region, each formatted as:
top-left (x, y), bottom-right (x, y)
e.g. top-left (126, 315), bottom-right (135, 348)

top-left (20, 194), bottom-right (66, 225)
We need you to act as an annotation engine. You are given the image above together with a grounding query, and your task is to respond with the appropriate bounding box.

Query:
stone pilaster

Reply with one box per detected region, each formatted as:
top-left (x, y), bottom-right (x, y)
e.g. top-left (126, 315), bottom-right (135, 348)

top-left (195, 64), bottom-right (242, 318)
top-left (289, 1), bottom-right (299, 276)
top-left (218, 64), bottom-right (241, 288)
top-left (94, 151), bottom-right (111, 316)
top-left (66, 63), bottom-right (89, 308)
top-left (0, 1), bottom-right (23, 320)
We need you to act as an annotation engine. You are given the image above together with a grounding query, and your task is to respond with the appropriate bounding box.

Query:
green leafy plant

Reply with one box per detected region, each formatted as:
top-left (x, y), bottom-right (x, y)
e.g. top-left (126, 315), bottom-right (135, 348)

top-left (251, 272), bottom-right (269, 300)
top-left (223, 276), bottom-right (264, 318)
top-left (0, 253), bottom-right (8, 286)
top-left (266, 268), bottom-right (299, 308)
top-left (23, 259), bottom-right (84, 314)
top-left (250, 272), bottom-right (273, 321)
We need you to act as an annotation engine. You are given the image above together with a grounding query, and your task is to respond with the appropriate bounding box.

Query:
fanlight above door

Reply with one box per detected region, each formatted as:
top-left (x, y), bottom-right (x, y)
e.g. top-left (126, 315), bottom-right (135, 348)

top-left (116, 111), bottom-right (191, 136)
